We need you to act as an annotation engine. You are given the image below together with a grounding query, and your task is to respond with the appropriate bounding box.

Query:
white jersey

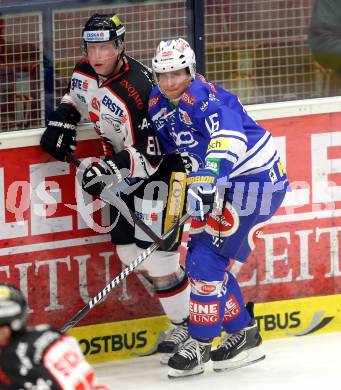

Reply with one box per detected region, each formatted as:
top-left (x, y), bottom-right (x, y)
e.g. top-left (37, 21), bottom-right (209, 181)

top-left (61, 56), bottom-right (161, 178)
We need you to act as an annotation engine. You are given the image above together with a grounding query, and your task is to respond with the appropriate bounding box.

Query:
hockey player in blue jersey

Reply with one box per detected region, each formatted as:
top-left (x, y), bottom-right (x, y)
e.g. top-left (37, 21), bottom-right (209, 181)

top-left (148, 38), bottom-right (289, 378)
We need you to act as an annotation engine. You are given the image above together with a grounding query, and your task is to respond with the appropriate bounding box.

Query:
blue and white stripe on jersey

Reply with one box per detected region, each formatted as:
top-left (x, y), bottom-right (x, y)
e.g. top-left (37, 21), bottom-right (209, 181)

top-left (229, 131), bottom-right (278, 178)
top-left (205, 129), bottom-right (248, 166)
top-left (148, 73), bottom-right (286, 185)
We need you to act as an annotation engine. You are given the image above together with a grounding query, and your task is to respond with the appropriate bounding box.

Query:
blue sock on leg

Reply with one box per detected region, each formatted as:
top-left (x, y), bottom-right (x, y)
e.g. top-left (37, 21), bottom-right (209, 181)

top-left (221, 271), bottom-right (251, 333)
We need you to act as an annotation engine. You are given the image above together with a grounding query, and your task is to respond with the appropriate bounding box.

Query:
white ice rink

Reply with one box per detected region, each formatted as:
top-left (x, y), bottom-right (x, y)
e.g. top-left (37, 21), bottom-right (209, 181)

top-left (94, 332), bottom-right (341, 390)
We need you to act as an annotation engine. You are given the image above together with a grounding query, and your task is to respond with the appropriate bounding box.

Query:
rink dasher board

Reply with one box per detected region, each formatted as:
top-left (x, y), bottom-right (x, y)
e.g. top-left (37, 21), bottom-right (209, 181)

top-left (67, 293), bottom-right (341, 364)
top-left (1, 97), bottom-right (341, 364)
top-left (1, 95), bottom-right (341, 150)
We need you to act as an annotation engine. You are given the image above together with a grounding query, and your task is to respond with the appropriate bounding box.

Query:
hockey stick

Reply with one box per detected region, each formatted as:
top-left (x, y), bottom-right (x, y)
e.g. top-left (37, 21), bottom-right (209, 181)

top-left (60, 211), bottom-right (190, 333)
top-left (69, 154), bottom-right (179, 250)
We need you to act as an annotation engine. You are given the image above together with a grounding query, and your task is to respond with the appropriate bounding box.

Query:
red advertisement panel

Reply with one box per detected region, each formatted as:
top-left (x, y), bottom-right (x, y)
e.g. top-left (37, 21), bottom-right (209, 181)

top-left (239, 112), bottom-right (341, 301)
top-left (1, 111), bottom-right (341, 329)
top-left (0, 140), bottom-right (164, 328)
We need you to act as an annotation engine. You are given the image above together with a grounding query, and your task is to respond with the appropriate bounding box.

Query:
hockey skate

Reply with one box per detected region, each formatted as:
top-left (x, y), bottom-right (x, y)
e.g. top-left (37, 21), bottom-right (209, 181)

top-left (210, 318), bottom-right (265, 372)
top-left (167, 337), bottom-right (211, 378)
top-left (158, 318), bottom-right (190, 365)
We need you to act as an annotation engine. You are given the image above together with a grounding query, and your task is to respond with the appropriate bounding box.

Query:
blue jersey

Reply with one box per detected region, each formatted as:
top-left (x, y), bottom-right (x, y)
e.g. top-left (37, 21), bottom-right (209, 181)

top-left (148, 74), bottom-right (286, 188)
top-left (149, 73), bottom-right (288, 344)
top-left (149, 74), bottom-right (288, 262)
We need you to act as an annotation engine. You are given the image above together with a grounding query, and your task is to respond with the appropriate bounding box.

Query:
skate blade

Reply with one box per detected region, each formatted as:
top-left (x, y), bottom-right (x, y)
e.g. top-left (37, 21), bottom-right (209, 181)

top-left (168, 364), bottom-right (205, 378)
top-left (213, 346), bottom-right (266, 372)
top-left (160, 353), bottom-right (173, 366)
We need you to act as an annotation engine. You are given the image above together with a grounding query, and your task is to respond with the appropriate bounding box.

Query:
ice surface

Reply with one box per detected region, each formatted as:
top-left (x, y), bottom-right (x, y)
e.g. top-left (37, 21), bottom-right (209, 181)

top-left (94, 332), bottom-right (341, 390)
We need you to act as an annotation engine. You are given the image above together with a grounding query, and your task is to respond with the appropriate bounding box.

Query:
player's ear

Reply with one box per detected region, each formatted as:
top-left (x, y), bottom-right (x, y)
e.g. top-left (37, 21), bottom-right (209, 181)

top-left (0, 325), bottom-right (12, 341)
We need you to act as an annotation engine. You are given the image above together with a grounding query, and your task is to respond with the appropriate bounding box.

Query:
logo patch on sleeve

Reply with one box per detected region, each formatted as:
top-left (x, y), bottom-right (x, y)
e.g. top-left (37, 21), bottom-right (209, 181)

top-left (207, 137), bottom-right (229, 152)
top-left (205, 158), bottom-right (221, 174)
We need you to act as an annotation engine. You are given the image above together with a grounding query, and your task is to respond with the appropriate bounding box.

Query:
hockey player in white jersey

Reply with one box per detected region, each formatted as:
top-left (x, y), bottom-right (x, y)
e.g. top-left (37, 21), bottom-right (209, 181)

top-left (0, 284), bottom-right (109, 389)
top-left (149, 38), bottom-right (289, 377)
top-left (40, 14), bottom-right (190, 357)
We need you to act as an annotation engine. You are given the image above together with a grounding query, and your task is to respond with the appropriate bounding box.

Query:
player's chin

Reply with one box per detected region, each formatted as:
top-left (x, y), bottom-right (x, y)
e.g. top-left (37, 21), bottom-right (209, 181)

top-left (93, 64), bottom-right (106, 73)
top-left (165, 91), bottom-right (182, 100)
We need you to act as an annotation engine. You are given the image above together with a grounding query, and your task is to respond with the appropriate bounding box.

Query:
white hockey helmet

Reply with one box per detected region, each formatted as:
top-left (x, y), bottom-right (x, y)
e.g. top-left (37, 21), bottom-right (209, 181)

top-left (152, 38), bottom-right (196, 79)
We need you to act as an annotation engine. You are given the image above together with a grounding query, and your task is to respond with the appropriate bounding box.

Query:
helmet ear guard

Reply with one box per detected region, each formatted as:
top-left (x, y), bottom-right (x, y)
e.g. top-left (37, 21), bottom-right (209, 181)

top-left (152, 38), bottom-right (196, 82)
top-left (0, 284), bottom-right (28, 332)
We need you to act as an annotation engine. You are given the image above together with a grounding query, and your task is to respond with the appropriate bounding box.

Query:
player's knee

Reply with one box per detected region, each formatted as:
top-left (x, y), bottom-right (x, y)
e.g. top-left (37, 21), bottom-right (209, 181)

top-left (142, 250), bottom-right (181, 277)
top-left (139, 250), bottom-right (186, 292)
top-left (116, 243), bottom-right (139, 267)
top-left (185, 243), bottom-right (227, 281)
top-left (152, 266), bottom-right (188, 293)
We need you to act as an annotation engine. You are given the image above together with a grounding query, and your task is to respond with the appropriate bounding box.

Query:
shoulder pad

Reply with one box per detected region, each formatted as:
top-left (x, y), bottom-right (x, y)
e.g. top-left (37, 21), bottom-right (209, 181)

top-left (148, 90), bottom-right (162, 111)
top-left (73, 60), bottom-right (97, 78)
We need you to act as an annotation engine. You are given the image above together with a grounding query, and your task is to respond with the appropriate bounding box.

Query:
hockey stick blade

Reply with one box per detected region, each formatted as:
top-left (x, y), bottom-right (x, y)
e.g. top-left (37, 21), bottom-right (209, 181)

top-left (69, 154), bottom-right (180, 250)
top-left (60, 212), bottom-right (190, 333)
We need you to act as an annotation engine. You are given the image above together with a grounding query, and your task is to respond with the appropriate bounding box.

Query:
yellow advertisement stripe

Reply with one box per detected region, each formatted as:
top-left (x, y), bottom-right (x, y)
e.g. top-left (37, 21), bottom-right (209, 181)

top-left (254, 294), bottom-right (341, 340)
top-left (68, 294), bottom-right (341, 363)
top-left (68, 316), bottom-right (170, 364)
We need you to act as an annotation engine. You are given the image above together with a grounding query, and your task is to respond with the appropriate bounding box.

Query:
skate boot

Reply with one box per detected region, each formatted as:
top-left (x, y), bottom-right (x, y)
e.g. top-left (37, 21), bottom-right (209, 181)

top-left (158, 318), bottom-right (189, 365)
top-left (210, 318), bottom-right (265, 372)
top-left (167, 337), bottom-right (212, 378)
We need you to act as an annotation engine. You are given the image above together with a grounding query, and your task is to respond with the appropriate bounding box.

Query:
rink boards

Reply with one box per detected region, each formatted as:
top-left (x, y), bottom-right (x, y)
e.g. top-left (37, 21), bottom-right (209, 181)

top-left (1, 97), bottom-right (341, 363)
top-left (68, 293), bottom-right (341, 363)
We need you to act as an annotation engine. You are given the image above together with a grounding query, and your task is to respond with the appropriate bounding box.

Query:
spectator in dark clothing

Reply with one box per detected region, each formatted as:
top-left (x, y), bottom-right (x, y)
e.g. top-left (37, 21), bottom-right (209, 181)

top-left (308, 0), bottom-right (341, 73)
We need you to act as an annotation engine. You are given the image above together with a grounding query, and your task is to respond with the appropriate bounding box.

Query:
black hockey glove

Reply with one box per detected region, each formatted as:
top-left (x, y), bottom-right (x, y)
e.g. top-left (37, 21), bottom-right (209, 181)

top-left (82, 158), bottom-right (126, 196)
top-left (40, 103), bottom-right (81, 162)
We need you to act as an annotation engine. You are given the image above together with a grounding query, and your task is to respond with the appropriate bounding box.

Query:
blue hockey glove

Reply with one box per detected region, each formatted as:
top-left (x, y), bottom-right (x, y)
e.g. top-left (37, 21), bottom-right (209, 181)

top-left (187, 169), bottom-right (217, 221)
top-left (82, 158), bottom-right (126, 196)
